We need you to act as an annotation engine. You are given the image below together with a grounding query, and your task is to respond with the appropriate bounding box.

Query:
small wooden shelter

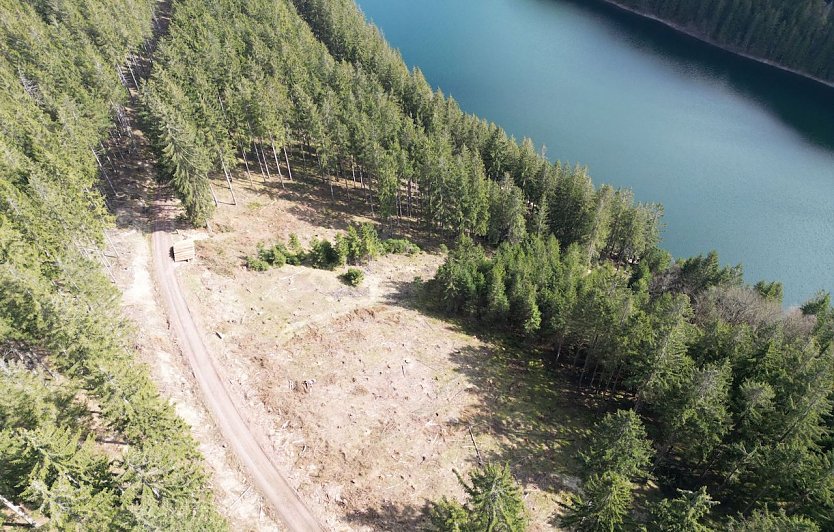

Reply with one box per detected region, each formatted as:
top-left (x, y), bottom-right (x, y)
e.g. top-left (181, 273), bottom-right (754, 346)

top-left (172, 239), bottom-right (195, 262)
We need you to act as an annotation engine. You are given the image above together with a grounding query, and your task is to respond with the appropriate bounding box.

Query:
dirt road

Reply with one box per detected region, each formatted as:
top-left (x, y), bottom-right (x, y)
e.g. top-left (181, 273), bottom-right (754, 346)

top-left (151, 205), bottom-right (323, 531)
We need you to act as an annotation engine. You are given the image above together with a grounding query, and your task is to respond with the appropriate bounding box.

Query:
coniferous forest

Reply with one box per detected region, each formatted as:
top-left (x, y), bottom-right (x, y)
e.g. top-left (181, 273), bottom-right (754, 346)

top-left (603, 0), bottom-right (834, 84)
top-left (2, 0), bottom-right (834, 529)
top-left (0, 0), bottom-right (223, 528)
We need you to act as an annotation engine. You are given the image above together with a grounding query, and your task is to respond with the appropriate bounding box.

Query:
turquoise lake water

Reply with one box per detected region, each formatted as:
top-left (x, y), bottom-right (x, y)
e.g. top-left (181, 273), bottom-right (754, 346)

top-left (356, 0), bottom-right (834, 306)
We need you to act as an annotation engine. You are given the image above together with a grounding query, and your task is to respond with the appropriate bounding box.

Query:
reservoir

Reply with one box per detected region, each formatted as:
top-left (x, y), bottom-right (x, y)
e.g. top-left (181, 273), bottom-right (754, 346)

top-left (356, 0), bottom-right (834, 306)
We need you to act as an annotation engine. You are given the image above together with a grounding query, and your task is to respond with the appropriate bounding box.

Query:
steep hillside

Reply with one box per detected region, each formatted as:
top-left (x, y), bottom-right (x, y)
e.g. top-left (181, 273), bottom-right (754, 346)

top-left (600, 0), bottom-right (834, 85)
top-left (0, 0), bottom-right (223, 527)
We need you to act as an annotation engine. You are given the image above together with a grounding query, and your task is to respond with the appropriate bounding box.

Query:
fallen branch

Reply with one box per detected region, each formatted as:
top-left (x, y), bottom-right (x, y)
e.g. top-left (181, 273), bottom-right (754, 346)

top-left (468, 425), bottom-right (483, 466)
top-left (0, 493), bottom-right (36, 527)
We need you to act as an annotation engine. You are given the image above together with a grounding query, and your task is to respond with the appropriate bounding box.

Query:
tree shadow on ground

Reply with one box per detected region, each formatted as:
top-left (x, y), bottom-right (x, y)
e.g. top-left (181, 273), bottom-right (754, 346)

top-left (448, 344), bottom-right (595, 495)
top-left (253, 164), bottom-right (450, 253)
top-left (344, 500), bottom-right (430, 531)
top-left (381, 278), bottom-right (631, 519)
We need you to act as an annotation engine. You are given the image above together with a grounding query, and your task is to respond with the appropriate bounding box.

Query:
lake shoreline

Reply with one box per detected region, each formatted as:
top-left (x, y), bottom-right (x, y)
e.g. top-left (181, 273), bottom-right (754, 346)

top-left (597, 0), bottom-right (834, 90)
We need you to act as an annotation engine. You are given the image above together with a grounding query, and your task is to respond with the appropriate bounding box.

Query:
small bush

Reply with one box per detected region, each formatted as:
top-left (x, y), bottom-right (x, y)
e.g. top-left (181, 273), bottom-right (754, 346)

top-left (246, 256), bottom-right (269, 272)
top-left (383, 238), bottom-right (420, 255)
top-left (285, 251), bottom-right (303, 266)
top-left (340, 268), bottom-right (365, 287)
top-left (359, 223), bottom-right (382, 261)
top-left (308, 238), bottom-right (343, 270)
top-left (288, 233), bottom-right (303, 253)
top-left (338, 223), bottom-right (385, 264)
top-left (257, 243), bottom-right (288, 267)
top-left (271, 250), bottom-right (286, 267)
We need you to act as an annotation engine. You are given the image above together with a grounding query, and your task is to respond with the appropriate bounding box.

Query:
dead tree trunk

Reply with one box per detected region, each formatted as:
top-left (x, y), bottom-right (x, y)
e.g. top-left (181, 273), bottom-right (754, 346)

top-left (209, 182), bottom-right (219, 206)
top-left (91, 147), bottom-right (118, 196)
top-left (283, 145), bottom-right (294, 181)
top-left (239, 145), bottom-right (254, 185)
top-left (258, 144), bottom-right (272, 183)
top-left (270, 137), bottom-right (285, 189)
top-left (217, 148), bottom-right (236, 205)
top-left (252, 141), bottom-right (267, 180)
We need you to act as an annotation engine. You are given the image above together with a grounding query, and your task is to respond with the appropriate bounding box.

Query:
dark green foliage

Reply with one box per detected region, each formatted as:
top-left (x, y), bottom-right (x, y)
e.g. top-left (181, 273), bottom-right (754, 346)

top-left (249, 225), bottom-right (416, 275)
top-left (0, 0), bottom-right (224, 527)
top-left (561, 471), bottom-right (634, 532)
top-left (340, 267), bottom-right (365, 287)
top-left (677, 250), bottom-right (744, 294)
top-left (257, 243), bottom-right (289, 267)
top-left (754, 280), bottom-right (784, 305)
top-left (335, 224), bottom-right (383, 264)
top-left (246, 256), bottom-right (270, 272)
top-left (308, 238), bottom-right (343, 270)
top-left (650, 487), bottom-right (717, 532)
top-left (95, 0), bottom-right (834, 527)
top-left (581, 410), bottom-right (653, 480)
top-left (432, 236), bottom-right (488, 315)
top-left (729, 508), bottom-right (820, 531)
top-left (382, 238), bottom-right (420, 255)
top-left (428, 464), bottom-right (526, 532)
top-left (433, 233), bottom-right (834, 528)
top-left (609, 0), bottom-right (834, 84)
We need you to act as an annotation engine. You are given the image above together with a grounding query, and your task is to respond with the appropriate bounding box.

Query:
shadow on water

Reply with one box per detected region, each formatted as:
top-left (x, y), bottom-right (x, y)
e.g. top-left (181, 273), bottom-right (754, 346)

top-left (546, 0), bottom-right (834, 151)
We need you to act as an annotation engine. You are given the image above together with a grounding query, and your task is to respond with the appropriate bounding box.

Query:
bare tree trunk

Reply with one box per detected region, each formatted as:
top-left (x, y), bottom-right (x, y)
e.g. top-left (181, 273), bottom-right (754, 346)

top-left (126, 57), bottom-right (140, 89)
top-left (283, 145), bottom-right (293, 181)
top-left (209, 182), bottom-right (219, 206)
top-left (252, 141), bottom-right (266, 179)
top-left (259, 144), bottom-right (272, 183)
top-left (270, 138), bottom-right (285, 189)
top-left (368, 173), bottom-right (375, 217)
top-left (0, 493), bottom-right (36, 527)
top-left (572, 348), bottom-right (582, 367)
top-left (407, 177), bottom-right (413, 217)
top-left (217, 149), bottom-right (236, 205)
top-left (579, 354), bottom-right (592, 387)
top-left (321, 165), bottom-right (335, 203)
top-left (91, 148), bottom-right (117, 195)
top-left (238, 145), bottom-right (253, 185)
top-left (606, 363), bottom-right (619, 391)
top-left (590, 362), bottom-right (601, 388)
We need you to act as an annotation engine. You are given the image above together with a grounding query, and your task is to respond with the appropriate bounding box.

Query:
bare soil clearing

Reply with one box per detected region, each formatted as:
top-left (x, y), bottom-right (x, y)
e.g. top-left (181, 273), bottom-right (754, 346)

top-left (176, 172), bottom-right (599, 530)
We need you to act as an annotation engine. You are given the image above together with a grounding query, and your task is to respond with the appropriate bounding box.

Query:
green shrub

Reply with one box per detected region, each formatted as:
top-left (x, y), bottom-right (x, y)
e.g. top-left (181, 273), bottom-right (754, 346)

top-left (383, 238), bottom-right (420, 255)
top-left (338, 223), bottom-right (384, 264)
top-left (337, 225), bottom-right (362, 264)
top-left (359, 223), bottom-right (382, 261)
top-left (246, 256), bottom-right (270, 272)
top-left (340, 268), bottom-right (365, 287)
top-left (308, 238), bottom-right (343, 270)
top-left (271, 250), bottom-right (287, 267)
top-left (257, 243), bottom-right (288, 267)
top-left (288, 233), bottom-right (303, 253)
top-left (285, 251), bottom-right (303, 266)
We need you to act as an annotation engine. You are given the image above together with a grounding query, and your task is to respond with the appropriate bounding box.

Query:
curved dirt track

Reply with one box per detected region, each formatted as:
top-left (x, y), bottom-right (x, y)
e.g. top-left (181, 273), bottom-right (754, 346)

top-left (151, 204), bottom-right (323, 531)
